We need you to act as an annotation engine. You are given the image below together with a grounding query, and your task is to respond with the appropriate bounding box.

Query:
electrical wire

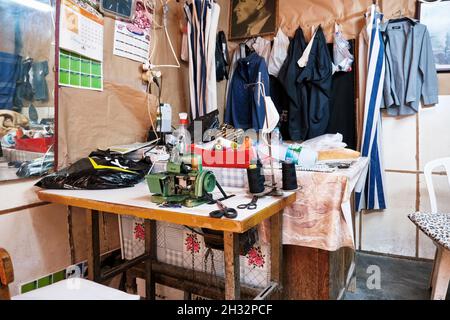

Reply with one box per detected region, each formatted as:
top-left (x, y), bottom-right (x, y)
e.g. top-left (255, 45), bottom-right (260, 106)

top-left (38, 143), bottom-right (54, 176)
top-left (146, 80), bottom-right (160, 145)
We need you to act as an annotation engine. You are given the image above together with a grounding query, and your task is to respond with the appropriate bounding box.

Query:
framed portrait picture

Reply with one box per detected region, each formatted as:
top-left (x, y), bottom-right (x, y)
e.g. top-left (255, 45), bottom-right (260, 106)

top-left (417, 0), bottom-right (450, 72)
top-left (229, 0), bottom-right (278, 41)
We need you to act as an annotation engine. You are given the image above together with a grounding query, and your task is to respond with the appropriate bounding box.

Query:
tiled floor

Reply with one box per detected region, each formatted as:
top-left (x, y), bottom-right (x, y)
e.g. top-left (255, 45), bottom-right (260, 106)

top-left (345, 252), bottom-right (450, 300)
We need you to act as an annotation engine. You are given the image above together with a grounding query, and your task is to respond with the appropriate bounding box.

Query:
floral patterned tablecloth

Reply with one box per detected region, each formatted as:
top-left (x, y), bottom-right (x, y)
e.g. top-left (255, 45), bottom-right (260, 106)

top-left (260, 157), bottom-right (369, 251)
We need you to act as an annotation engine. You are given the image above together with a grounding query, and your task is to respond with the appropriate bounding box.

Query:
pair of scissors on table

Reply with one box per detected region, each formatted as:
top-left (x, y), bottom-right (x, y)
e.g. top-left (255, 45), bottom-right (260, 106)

top-left (209, 199), bottom-right (238, 219)
top-left (237, 195), bottom-right (258, 210)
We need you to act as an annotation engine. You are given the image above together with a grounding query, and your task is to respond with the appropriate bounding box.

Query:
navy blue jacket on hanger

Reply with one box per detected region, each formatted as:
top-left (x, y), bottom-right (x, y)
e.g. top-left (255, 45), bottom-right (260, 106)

top-left (224, 52), bottom-right (269, 130)
top-left (297, 26), bottom-right (333, 140)
top-left (277, 27), bottom-right (308, 141)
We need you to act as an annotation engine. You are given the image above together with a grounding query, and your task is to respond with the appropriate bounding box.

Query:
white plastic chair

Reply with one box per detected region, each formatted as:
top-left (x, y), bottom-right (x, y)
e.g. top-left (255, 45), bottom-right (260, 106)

top-left (408, 157), bottom-right (450, 300)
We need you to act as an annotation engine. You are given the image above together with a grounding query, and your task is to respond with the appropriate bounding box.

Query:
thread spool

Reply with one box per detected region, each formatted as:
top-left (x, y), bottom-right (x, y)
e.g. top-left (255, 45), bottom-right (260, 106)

top-left (247, 164), bottom-right (265, 194)
top-left (214, 142), bottom-right (223, 151)
top-left (282, 161), bottom-right (298, 191)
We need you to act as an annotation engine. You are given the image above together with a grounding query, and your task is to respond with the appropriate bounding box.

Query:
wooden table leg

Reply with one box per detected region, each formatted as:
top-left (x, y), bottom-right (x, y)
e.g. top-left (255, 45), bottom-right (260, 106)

top-left (224, 231), bottom-right (240, 300)
top-left (145, 219), bottom-right (156, 300)
top-left (270, 211), bottom-right (283, 299)
top-left (86, 209), bottom-right (101, 282)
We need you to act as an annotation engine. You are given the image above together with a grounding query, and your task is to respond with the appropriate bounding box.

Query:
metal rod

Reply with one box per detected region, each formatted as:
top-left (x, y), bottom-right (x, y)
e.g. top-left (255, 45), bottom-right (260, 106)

top-left (257, 72), bottom-right (261, 106)
top-left (100, 253), bottom-right (153, 281)
top-left (259, 72), bottom-right (276, 188)
top-left (130, 261), bottom-right (262, 299)
top-left (254, 282), bottom-right (279, 300)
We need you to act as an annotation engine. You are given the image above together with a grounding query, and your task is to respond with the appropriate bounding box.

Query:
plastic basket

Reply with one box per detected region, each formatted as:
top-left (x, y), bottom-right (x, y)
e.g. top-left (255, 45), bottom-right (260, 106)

top-left (15, 137), bottom-right (53, 153)
top-left (191, 145), bottom-right (254, 168)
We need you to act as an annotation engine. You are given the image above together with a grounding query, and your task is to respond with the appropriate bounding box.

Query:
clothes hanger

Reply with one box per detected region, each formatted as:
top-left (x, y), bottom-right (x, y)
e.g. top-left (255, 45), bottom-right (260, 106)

top-left (388, 10), bottom-right (416, 25)
top-left (245, 37), bottom-right (257, 50)
top-left (147, 0), bottom-right (181, 69)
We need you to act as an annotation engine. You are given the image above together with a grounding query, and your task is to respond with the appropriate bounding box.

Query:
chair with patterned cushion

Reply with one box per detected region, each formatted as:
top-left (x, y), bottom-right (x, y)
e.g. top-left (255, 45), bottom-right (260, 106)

top-left (408, 157), bottom-right (450, 300)
top-left (0, 247), bottom-right (140, 300)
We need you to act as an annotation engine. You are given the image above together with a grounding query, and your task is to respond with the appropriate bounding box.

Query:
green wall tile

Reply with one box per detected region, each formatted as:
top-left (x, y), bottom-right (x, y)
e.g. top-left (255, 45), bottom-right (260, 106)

top-left (81, 74), bottom-right (91, 88)
top-left (60, 54), bottom-right (70, 70)
top-left (81, 60), bottom-right (91, 74)
top-left (70, 72), bottom-right (81, 86)
top-left (91, 63), bottom-right (101, 76)
top-left (59, 70), bottom-right (70, 85)
top-left (70, 58), bottom-right (81, 72)
top-left (37, 275), bottom-right (52, 288)
top-left (91, 76), bottom-right (102, 89)
top-left (21, 281), bottom-right (37, 294)
top-left (52, 270), bottom-right (65, 283)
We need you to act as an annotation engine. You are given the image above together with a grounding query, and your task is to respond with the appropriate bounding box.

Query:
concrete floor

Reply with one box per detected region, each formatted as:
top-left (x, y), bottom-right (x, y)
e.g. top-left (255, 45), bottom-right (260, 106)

top-left (344, 252), bottom-right (450, 300)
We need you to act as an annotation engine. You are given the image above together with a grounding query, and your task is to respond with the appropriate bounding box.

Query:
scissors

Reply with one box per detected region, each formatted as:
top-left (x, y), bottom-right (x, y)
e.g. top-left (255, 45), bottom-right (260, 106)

top-left (159, 202), bottom-right (182, 208)
top-left (237, 195), bottom-right (258, 210)
top-left (209, 199), bottom-right (238, 219)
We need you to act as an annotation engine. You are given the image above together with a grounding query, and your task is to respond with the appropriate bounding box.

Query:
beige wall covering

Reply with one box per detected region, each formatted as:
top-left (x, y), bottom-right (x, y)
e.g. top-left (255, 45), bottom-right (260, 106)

top-left (57, 0), bottom-right (447, 168)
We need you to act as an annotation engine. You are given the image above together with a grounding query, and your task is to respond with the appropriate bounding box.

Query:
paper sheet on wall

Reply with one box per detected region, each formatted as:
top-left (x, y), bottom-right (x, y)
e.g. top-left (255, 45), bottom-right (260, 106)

top-left (59, 49), bottom-right (103, 91)
top-left (59, 0), bottom-right (104, 62)
top-left (112, 2), bottom-right (151, 63)
top-left (113, 20), bottom-right (150, 63)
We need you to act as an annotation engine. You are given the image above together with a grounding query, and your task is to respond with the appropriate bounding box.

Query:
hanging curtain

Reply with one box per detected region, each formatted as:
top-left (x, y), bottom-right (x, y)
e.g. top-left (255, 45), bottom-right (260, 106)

top-left (355, 5), bottom-right (387, 211)
top-left (184, 0), bottom-right (220, 120)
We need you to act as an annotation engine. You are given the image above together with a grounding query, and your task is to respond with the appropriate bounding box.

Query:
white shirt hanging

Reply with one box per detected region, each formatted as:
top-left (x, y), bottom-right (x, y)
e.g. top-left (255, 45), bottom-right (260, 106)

top-left (268, 28), bottom-right (289, 77)
top-left (252, 37), bottom-right (271, 65)
top-left (297, 26), bottom-right (318, 68)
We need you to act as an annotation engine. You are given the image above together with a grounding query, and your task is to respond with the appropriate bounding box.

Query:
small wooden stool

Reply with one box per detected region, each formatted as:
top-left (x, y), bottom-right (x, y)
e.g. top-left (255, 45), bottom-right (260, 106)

top-left (0, 248), bottom-right (14, 300)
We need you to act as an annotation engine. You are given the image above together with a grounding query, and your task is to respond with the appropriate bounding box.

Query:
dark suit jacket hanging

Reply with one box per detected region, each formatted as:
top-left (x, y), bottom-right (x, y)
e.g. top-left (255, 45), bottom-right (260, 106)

top-left (326, 40), bottom-right (357, 150)
top-left (297, 26), bottom-right (333, 140)
top-left (277, 27), bottom-right (308, 141)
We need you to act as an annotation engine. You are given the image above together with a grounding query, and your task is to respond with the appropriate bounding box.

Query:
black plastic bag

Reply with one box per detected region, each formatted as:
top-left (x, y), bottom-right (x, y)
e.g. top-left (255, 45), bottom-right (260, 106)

top-left (36, 149), bottom-right (152, 190)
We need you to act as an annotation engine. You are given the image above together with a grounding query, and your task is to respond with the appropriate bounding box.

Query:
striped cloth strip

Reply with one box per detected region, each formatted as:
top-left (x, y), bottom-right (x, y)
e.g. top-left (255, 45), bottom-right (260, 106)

top-left (355, 5), bottom-right (387, 211)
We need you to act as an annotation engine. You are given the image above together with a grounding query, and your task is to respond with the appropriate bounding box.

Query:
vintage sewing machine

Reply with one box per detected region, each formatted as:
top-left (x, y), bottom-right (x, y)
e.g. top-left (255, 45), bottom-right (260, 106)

top-left (145, 155), bottom-right (217, 207)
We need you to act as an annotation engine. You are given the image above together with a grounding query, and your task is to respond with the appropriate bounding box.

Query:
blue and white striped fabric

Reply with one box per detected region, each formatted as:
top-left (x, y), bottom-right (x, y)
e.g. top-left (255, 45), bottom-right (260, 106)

top-left (355, 5), bottom-right (387, 211)
top-left (184, 0), bottom-right (220, 120)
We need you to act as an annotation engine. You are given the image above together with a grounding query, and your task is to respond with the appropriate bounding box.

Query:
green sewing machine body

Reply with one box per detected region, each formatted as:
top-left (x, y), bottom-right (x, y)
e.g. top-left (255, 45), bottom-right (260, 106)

top-left (145, 158), bottom-right (216, 207)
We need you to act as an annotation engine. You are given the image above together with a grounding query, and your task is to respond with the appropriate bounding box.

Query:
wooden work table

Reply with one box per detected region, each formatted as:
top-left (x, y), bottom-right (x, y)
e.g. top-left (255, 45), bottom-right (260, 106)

top-left (37, 183), bottom-right (296, 300)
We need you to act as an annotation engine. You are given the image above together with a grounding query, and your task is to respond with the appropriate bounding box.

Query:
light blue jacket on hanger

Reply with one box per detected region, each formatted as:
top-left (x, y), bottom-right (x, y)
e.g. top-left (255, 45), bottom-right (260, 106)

top-left (381, 19), bottom-right (439, 116)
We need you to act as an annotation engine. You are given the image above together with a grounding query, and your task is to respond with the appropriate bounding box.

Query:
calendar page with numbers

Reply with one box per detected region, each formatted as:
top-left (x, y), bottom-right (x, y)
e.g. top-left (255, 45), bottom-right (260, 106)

top-left (60, 0), bottom-right (104, 62)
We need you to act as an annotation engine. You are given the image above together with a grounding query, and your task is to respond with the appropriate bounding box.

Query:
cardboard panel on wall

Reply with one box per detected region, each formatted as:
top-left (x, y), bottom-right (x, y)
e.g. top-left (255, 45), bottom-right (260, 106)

top-left (58, 5), bottom-right (190, 167)
top-left (149, 3), bottom-right (188, 120)
top-left (278, 0), bottom-right (415, 41)
top-left (218, 0), bottom-right (416, 44)
top-left (57, 15), bottom-right (159, 167)
top-left (438, 74), bottom-right (450, 95)
top-left (102, 17), bottom-right (145, 88)
top-left (58, 82), bottom-right (156, 167)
